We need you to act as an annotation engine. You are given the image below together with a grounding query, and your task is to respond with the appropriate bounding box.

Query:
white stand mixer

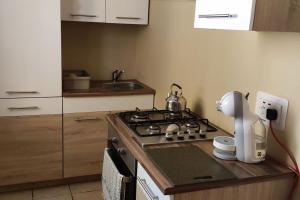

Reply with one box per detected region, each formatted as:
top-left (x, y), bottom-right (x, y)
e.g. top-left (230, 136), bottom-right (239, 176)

top-left (215, 91), bottom-right (266, 163)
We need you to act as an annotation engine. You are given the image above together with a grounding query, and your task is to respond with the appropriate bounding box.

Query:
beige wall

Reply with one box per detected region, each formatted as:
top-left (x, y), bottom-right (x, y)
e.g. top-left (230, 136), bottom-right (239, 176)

top-left (61, 21), bottom-right (139, 80)
top-left (135, 0), bottom-right (300, 198)
top-left (61, 0), bottom-right (300, 198)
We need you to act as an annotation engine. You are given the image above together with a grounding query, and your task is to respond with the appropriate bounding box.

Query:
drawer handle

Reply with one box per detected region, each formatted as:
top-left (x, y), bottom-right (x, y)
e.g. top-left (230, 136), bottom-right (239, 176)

top-left (8, 106), bottom-right (40, 111)
top-left (74, 117), bottom-right (103, 122)
top-left (116, 17), bottom-right (141, 20)
top-left (137, 177), bottom-right (159, 200)
top-left (198, 14), bottom-right (238, 18)
top-left (6, 91), bottom-right (39, 95)
top-left (71, 14), bottom-right (97, 18)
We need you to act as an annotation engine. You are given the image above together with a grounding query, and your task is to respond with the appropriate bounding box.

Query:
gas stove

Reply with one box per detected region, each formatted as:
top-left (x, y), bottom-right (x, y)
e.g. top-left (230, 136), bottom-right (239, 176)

top-left (118, 108), bottom-right (224, 147)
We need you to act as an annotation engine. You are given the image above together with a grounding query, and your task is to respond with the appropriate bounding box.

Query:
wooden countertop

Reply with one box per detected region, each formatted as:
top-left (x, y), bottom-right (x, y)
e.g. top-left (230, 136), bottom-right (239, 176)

top-left (63, 79), bottom-right (156, 97)
top-left (106, 114), bottom-right (295, 195)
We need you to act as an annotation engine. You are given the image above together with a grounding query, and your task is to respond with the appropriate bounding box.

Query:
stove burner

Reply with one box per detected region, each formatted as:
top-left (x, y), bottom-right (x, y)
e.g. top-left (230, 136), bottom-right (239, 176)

top-left (147, 125), bottom-right (161, 134)
top-left (165, 112), bottom-right (182, 120)
top-left (131, 112), bottom-right (149, 122)
top-left (148, 125), bottom-right (160, 130)
top-left (185, 122), bottom-right (199, 129)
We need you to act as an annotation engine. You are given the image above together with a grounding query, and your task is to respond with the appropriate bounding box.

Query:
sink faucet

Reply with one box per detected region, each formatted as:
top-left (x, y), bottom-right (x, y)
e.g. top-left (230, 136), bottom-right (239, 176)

top-left (112, 69), bottom-right (125, 82)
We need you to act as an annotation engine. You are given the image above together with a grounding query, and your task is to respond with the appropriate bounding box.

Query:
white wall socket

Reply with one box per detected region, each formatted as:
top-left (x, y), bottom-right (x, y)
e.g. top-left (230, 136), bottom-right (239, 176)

top-left (255, 91), bottom-right (288, 131)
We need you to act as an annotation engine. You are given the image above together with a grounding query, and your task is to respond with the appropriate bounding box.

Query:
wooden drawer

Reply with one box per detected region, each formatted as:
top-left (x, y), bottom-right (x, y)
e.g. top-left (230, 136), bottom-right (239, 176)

top-left (194, 0), bottom-right (256, 30)
top-left (64, 111), bottom-right (108, 178)
top-left (0, 114), bottom-right (62, 186)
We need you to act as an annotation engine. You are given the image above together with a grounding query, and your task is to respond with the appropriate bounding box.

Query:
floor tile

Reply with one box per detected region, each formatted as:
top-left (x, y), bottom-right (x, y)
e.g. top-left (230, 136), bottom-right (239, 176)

top-left (70, 181), bottom-right (101, 194)
top-left (33, 185), bottom-right (71, 200)
top-left (36, 194), bottom-right (72, 200)
top-left (0, 190), bottom-right (32, 200)
top-left (73, 191), bottom-right (102, 200)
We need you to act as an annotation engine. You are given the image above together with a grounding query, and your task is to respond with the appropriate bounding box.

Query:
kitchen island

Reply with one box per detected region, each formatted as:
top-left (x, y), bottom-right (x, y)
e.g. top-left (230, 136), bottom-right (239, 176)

top-left (107, 114), bottom-right (294, 200)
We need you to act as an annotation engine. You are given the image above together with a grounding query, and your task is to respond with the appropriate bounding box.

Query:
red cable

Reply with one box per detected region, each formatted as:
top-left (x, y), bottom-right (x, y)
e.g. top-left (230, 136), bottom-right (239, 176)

top-left (270, 122), bottom-right (299, 200)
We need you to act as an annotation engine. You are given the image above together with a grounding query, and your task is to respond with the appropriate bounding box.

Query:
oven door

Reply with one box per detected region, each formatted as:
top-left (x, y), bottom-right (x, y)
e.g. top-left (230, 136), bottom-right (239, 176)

top-left (102, 148), bottom-right (135, 200)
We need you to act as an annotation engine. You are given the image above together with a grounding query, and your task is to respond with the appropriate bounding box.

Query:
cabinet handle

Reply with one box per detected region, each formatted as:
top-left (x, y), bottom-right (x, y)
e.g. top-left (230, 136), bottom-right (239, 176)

top-left (8, 106), bottom-right (40, 111)
top-left (198, 14), bottom-right (238, 18)
top-left (70, 14), bottom-right (97, 18)
top-left (137, 177), bottom-right (159, 200)
top-left (6, 91), bottom-right (39, 95)
top-left (116, 17), bottom-right (141, 20)
top-left (74, 117), bottom-right (102, 122)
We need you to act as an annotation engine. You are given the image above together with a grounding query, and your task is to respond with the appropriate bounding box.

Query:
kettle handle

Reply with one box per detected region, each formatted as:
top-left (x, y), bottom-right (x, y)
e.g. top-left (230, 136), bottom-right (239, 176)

top-left (170, 83), bottom-right (182, 96)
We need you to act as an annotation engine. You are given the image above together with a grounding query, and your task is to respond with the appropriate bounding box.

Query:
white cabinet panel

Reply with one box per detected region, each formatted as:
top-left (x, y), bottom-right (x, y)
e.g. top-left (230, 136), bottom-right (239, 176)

top-left (194, 0), bottom-right (256, 30)
top-left (106, 0), bottom-right (149, 25)
top-left (137, 162), bottom-right (173, 200)
top-left (0, 98), bottom-right (62, 117)
top-left (0, 0), bottom-right (62, 98)
top-left (61, 0), bottom-right (105, 22)
top-left (63, 95), bottom-right (154, 113)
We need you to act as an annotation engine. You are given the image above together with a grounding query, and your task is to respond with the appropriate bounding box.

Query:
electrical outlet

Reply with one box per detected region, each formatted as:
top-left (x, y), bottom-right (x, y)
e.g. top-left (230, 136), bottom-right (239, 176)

top-left (255, 91), bottom-right (288, 131)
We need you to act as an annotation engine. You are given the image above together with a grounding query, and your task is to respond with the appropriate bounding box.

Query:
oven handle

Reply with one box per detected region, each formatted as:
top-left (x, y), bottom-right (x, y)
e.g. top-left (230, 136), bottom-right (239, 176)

top-left (137, 176), bottom-right (159, 200)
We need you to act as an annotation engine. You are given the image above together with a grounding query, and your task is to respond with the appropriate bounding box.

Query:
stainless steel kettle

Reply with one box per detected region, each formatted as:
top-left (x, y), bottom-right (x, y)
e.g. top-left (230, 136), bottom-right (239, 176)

top-left (166, 83), bottom-right (187, 112)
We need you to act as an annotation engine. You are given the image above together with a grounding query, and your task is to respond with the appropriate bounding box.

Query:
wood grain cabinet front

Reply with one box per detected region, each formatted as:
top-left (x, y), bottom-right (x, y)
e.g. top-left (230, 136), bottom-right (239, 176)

top-left (0, 114), bottom-right (63, 186)
top-left (63, 112), bottom-right (108, 178)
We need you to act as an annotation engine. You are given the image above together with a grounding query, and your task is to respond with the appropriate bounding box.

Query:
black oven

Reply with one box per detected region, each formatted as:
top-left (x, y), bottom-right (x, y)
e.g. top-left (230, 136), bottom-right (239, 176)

top-left (106, 125), bottom-right (136, 200)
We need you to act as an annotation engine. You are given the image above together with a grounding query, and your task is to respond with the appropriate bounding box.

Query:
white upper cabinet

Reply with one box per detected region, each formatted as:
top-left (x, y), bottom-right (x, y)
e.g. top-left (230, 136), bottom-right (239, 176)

top-left (194, 0), bottom-right (256, 31)
top-left (61, 0), bottom-right (149, 25)
top-left (61, 0), bottom-right (106, 23)
top-left (0, 0), bottom-right (62, 98)
top-left (106, 0), bottom-right (149, 25)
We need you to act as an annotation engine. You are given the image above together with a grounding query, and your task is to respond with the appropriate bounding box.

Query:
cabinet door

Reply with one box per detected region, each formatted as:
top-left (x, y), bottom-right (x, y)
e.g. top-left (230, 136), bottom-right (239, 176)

top-left (61, 0), bottom-right (105, 22)
top-left (136, 180), bottom-right (151, 200)
top-left (0, 0), bottom-right (61, 98)
top-left (137, 163), bottom-right (172, 200)
top-left (194, 0), bottom-right (256, 30)
top-left (106, 0), bottom-right (149, 25)
top-left (64, 112), bottom-right (108, 178)
top-left (0, 114), bottom-right (62, 186)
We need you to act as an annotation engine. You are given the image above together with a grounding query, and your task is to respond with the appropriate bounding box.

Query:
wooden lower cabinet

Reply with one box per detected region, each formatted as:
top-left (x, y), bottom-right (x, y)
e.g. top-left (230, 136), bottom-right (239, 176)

top-left (0, 115), bottom-right (63, 186)
top-left (173, 178), bottom-right (291, 200)
top-left (63, 112), bottom-right (108, 178)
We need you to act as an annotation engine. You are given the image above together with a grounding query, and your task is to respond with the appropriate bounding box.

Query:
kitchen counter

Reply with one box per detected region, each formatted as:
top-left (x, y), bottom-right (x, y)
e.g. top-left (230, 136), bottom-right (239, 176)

top-left (63, 79), bottom-right (156, 97)
top-left (106, 114), bottom-right (294, 196)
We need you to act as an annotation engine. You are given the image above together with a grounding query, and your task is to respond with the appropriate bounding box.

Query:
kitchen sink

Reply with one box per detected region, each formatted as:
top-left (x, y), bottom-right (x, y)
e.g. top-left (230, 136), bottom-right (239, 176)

top-left (101, 82), bottom-right (144, 91)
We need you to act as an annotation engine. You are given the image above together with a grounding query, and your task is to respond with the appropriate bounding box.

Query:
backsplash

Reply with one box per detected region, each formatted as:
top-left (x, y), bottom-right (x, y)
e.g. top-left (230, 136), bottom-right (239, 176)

top-left (61, 21), bottom-right (139, 80)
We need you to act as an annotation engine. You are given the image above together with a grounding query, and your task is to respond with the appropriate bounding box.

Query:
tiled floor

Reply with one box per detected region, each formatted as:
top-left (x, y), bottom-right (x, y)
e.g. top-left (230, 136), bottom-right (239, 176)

top-left (0, 181), bottom-right (103, 200)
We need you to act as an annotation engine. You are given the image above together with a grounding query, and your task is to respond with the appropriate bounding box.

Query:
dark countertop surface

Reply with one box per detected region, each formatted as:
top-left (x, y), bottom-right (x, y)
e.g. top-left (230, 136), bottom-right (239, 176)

top-left (106, 114), bottom-right (295, 195)
top-left (63, 79), bottom-right (156, 97)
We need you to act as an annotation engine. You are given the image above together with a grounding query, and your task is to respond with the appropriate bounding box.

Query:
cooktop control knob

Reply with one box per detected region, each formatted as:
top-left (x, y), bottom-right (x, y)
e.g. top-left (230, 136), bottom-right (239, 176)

top-left (188, 129), bottom-right (196, 139)
top-left (117, 148), bottom-right (127, 155)
top-left (165, 132), bottom-right (174, 141)
top-left (199, 130), bottom-right (206, 138)
top-left (111, 137), bottom-right (119, 144)
top-left (177, 131), bottom-right (185, 140)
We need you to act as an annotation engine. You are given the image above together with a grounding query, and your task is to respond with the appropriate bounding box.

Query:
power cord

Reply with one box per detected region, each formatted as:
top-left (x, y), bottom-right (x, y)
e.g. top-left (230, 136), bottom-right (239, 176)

top-left (266, 109), bottom-right (300, 200)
